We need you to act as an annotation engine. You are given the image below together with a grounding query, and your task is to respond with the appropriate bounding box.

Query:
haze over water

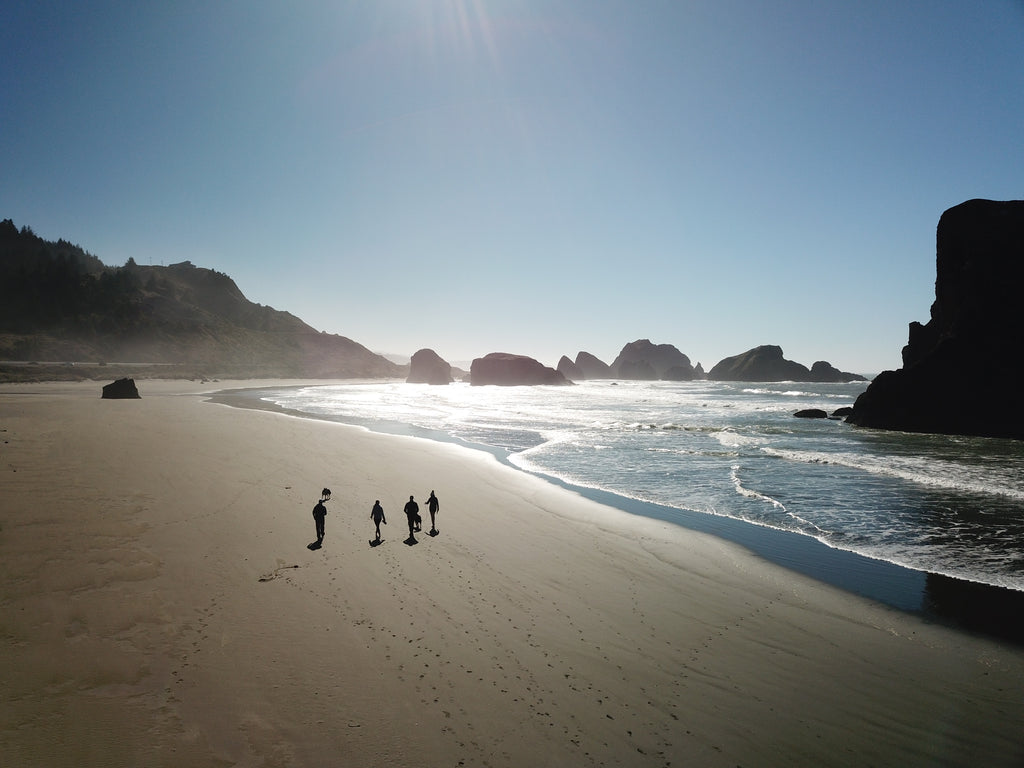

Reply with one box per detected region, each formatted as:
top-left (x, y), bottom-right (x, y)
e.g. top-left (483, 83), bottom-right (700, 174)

top-left (254, 380), bottom-right (1024, 595)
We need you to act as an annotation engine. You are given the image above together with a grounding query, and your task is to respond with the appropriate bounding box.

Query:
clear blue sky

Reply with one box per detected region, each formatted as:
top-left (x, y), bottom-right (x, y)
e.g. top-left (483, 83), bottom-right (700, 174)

top-left (3, 1), bottom-right (1022, 373)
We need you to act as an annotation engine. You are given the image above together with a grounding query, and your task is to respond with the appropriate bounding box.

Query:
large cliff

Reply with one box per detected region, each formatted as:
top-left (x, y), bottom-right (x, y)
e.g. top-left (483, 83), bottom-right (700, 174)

top-left (848, 199), bottom-right (1024, 439)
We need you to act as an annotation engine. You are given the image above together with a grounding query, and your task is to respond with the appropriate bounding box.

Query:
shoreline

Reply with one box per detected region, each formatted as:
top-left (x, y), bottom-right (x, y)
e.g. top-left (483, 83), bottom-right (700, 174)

top-left (4, 379), bottom-right (1024, 766)
top-left (211, 383), bottom-right (1024, 646)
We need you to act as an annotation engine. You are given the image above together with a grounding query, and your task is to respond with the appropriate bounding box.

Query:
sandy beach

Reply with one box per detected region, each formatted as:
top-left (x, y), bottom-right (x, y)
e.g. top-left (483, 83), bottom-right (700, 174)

top-left (2, 380), bottom-right (1023, 767)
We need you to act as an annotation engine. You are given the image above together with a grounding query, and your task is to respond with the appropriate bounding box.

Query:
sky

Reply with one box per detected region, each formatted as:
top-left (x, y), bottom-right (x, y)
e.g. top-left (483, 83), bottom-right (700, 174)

top-left (3, 1), bottom-right (1023, 374)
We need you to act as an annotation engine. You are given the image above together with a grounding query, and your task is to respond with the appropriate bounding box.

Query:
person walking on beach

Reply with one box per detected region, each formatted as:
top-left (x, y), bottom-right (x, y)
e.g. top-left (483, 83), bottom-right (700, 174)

top-left (426, 490), bottom-right (440, 535)
top-left (312, 495), bottom-right (328, 543)
top-left (371, 500), bottom-right (386, 541)
top-left (404, 495), bottom-right (420, 538)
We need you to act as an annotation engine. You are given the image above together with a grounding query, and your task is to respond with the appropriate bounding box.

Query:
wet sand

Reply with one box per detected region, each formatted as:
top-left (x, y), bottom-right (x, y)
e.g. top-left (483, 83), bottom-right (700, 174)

top-left (2, 380), bottom-right (1023, 767)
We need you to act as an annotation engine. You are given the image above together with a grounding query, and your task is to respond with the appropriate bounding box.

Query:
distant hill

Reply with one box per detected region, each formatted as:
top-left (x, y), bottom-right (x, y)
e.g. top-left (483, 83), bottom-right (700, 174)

top-left (0, 219), bottom-right (402, 380)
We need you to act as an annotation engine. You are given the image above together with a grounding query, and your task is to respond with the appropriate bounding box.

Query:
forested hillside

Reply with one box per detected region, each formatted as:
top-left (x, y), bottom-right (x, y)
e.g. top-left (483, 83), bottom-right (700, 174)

top-left (0, 219), bottom-right (402, 380)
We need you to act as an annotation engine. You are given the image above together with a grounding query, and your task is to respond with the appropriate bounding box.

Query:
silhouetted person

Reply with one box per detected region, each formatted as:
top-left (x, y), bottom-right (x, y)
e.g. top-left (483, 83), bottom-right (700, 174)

top-left (312, 497), bottom-right (328, 542)
top-left (426, 490), bottom-right (440, 534)
top-left (404, 495), bottom-right (420, 538)
top-left (371, 500), bottom-right (386, 541)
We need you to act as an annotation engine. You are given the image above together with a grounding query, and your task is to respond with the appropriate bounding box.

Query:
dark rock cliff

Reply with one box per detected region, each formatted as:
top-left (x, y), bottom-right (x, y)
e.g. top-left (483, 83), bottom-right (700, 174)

top-left (848, 199), bottom-right (1024, 438)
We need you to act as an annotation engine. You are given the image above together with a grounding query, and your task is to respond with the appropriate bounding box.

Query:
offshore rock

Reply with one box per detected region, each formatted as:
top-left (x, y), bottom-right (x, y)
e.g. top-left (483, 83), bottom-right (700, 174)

top-left (575, 351), bottom-right (612, 379)
top-left (609, 340), bottom-right (694, 380)
top-left (663, 365), bottom-right (694, 381)
top-left (102, 377), bottom-right (140, 399)
top-left (557, 355), bottom-right (584, 381)
top-left (708, 345), bottom-right (810, 381)
top-left (848, 199), bottom-right (1024, 439)
top-left (707, 346), bottom-right (864, 383)
top-left (616, 359), bottom-right (656, 380)
top-left (407, 348), bottom-right (452, 385)
top-left (794, 408), bottom-right (828, 419)
top-left (470, 353), bottom-right (571, 386)
top-left (809, 361), bottom-right (866, 383)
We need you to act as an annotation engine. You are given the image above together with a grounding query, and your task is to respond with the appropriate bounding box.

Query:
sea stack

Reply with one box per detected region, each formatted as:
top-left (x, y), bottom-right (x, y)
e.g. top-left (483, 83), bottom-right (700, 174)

top-left (609, 340), bottom-right (694, 380)
top-left (407, 348), bottom-right (453, 385)
top-left (708, 345), bottom-right (810, 382)
top-left (707, 345), bottom-right (864, 383)
top-left (470, 353), bottom-right (571, 386)
top-left (574, 352), bottom-right (613, 379)
top-left (556, 355), bottom-right (584, 382)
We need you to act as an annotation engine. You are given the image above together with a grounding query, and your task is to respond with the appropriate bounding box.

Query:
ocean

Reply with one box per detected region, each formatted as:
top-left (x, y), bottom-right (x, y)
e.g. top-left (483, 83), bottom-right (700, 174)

top-left (221, 379), bottom-right (1024, 628)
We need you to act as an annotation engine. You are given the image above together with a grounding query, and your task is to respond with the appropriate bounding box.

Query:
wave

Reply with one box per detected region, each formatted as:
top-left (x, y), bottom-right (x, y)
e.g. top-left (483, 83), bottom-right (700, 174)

top-left (729, 464), bottom-right (785, 509)
top-left (714, 429), bottom-right (766, 448)
top-left (741, 387), bottom-right (857, 399)
top-left (596, 421), bottom-right (724, 434)
top-left (645, 446), bottom-right (738, 458)
top-left (761, 447), bottom-right (1024, 502)
top-left (729, 464), bottom-right (828, 536)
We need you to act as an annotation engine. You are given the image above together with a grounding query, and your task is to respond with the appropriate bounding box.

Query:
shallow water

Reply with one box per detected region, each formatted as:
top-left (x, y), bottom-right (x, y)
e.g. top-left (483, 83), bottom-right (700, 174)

top-left (254, 379), bottom-right (1024, 597)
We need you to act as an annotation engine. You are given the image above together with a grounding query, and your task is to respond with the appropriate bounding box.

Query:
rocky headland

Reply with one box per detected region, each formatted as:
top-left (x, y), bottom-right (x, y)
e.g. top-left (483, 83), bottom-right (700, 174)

top-left (848, 199), bottom-right (1024, 439)
top-left (0, 219), bottom-right (401, 380)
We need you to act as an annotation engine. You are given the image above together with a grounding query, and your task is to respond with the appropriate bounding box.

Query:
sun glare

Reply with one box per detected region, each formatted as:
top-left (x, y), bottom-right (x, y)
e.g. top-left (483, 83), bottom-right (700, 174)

top-left (422, 0), bottom-right (501, 69)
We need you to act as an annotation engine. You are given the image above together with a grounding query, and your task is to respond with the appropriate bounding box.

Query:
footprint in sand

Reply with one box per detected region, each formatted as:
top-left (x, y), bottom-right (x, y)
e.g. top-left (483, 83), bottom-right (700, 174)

top-left (258, 564), bottom-right (299, 582)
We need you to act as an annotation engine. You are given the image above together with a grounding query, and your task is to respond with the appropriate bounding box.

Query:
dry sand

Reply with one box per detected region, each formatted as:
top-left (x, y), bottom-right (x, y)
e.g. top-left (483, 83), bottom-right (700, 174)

top-left (2, 380), bottom-right (1023, 767)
